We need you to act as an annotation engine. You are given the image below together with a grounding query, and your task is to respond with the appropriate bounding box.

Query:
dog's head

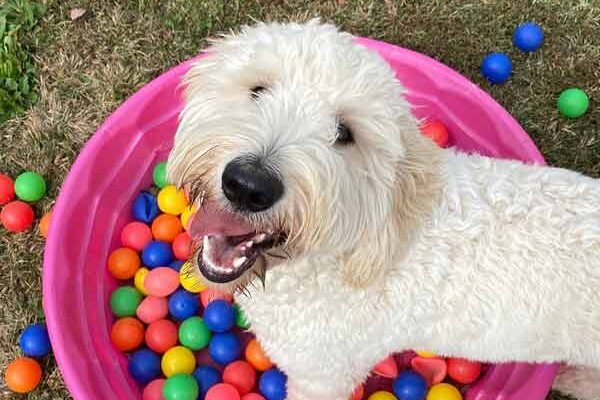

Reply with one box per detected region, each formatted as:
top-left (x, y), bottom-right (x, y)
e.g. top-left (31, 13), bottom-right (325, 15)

top-left (168, 20), bottom-right (440, 291)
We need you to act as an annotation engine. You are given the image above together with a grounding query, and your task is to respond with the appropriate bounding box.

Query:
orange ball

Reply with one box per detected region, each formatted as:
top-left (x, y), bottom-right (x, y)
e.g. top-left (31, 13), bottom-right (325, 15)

top-left (5, 357), bottom-right (42, 393)
top-left (151, 214), bottom-right (183, 243)
top-left (39, 211), bottom-right (52, 238)
top-left (108, 247), bottom-right (141, 280)
top-left (420, 120), bottom-right (449, 148)
top-left (245, 338), bottom-right (273, 372)
top-left (111, 317), bottom-right (145, 352)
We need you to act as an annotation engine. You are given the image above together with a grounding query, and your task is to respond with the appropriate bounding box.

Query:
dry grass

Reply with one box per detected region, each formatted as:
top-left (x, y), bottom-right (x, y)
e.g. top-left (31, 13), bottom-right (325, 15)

top-left (1, 0), bottom-right (597, 399)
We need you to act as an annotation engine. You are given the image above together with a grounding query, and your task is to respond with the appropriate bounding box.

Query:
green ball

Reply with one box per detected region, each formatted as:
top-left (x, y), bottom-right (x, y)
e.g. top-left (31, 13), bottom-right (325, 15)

top-left (163, 373), bottom-right (198, 400)
top-left (234, 303), bottom-right (250, 329)
top-left (109, 286), bottom-right (142, 317)
top-left (14, 172), bottom-right (46, 202)
top-left (178, 316), bottom-right (211, 350)
top-left (152, 161), bottom-right (168, 188)
top-left (558, 88), bottom-right (589, 118)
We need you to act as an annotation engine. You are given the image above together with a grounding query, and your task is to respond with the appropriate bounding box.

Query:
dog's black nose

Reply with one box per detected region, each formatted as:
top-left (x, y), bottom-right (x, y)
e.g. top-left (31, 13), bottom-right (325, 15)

top-left (222, 157), bottom-right (284, 212)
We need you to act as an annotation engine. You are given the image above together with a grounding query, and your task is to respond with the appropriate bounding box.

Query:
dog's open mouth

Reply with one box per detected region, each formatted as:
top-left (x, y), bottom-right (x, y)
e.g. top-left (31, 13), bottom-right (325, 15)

top-left (190, 203), bottom-right (276, 283)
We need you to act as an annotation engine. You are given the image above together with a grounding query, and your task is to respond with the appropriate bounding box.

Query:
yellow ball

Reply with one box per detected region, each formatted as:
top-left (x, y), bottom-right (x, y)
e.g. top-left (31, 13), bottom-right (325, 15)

top-left (157, 185), bottom-right (188, 216)
top-left (134, 267), bottom-right (149, 295)
top-left (427, 383), bottom-right (463, 400)
top-left (416, 350), bottom-right (437, 358)
top-left (161, 346), bottom-right (196, 377)
top-left (368, 391), bottom-right (398, 400)
top-left (180, 262), bottom-right (206, 293)
top-left (181, 204), bottom-right (198, 231)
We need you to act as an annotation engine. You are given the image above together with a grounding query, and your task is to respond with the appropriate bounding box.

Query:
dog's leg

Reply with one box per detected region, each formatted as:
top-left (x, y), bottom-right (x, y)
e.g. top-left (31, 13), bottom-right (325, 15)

top-left (553, 365), bottom-right (600, 400)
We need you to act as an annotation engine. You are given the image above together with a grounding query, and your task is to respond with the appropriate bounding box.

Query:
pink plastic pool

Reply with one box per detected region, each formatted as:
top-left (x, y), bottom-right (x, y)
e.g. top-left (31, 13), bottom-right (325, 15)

top-left (43, 37), bottom-right (560, 399)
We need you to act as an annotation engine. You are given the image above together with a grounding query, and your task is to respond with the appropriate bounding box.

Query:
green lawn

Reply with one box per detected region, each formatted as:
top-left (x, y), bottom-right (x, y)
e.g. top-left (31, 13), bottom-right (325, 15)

top-left (1, 0), bottom-right (597, 398)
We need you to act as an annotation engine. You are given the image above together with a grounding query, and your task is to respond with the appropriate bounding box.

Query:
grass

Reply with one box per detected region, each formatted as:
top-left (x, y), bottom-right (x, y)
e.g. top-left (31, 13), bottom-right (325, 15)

top-left (0, 0), bottom-right (597, 398)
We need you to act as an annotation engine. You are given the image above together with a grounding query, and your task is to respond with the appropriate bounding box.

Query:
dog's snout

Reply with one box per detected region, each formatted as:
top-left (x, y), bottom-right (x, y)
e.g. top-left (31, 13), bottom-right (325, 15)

top-left (222, 157), bottom-right (284, 212)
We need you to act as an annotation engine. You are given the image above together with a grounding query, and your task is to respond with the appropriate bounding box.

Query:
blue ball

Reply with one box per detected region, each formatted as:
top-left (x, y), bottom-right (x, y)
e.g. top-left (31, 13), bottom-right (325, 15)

top-left (142, 240), bottom-right (173, 268)
top-left (392, 370), bottom-right (427, 400)
top-left (208, 332), bottom-right (241, 365)
top-left (203, 300), bottom-right (235, 333)
top-left (128, 348), bottom-right (161, 384)
top-left (132, 191), bottom-right (159, 224)
top-left (19, 323), bottom-right (51, 357)
top-left (168, 289), bottom-right (200, 320)
top-left (480, 52), bottom-right (513, 84)
top-left (169, 260), bottom-right (184, 272)
top-left (193, 365), bottom-right (222, 397)
top-left (513, 22), bottom-right (544, 52)
top-left (259, 368), bottom-right (287, 400)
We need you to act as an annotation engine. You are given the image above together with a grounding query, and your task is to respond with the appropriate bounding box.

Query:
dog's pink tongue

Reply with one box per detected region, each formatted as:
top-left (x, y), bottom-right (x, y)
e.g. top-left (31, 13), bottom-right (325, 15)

top-left (189, 203), bottom-right (254, 239)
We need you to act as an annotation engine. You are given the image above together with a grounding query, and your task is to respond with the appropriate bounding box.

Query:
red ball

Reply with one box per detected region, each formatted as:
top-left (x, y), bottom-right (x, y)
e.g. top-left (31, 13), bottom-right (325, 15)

top-left (0, 173), bottom-right (15, 205)
top-left (145, 319), bottom-right (178, 353)
top-left (121, 221), bottom-right (153, 252)
top-left (241, 394), bottom-right (266, 400)
top-left (206, 383), bottom-right (241, 400)
top-left (420, 120), bottom-right (450, 148)
top-left (143, 379), bottom-right (165, 400)
top-left (223, 360), bottom-right (257, 395)
top-left (447, 357), bottom-right (482, 384)
top-left (172, 231), bottom-right (192, 261)
top-left (1, 201), bottom-right (34, 232)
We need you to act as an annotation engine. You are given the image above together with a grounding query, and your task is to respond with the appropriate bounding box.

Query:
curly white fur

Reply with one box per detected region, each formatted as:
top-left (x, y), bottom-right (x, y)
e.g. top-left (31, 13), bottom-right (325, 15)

top-left (168, 20), bottom-right (600, 400)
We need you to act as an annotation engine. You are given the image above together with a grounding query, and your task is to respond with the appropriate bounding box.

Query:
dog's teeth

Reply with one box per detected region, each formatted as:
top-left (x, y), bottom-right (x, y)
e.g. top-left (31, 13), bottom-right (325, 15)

top-left (254, 234), bottom-right (266, 243)
top-left (233, 257), bottom-right (247, 269)
top-left (245, 240), bottom-right (254, 248)
top-left (203, 236), bottom-right (210, 250)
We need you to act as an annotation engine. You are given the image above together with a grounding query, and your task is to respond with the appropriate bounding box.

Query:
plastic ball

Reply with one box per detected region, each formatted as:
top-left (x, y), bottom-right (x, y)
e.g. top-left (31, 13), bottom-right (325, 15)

top-left (426, 383), bottom-right (462, 400)
top-left (259, 368), bottom-right (287, 400)
top-left (369, 392), bottom-right (398, 400)
top-left (172, 232), bottom-right (192, 261)
top-left (480, 53), bottom-right (512, 84)
top-left (180, 204), bottom-right (197, 231)
top-left (143, 240), bottom-right (174, 268)
top-left (512, 22), bottom-right (544, 52)
top-left (145, 267), bottom-right (180, 297)
top-left (135, 267), bottom-right (150, 295)
top-left (349, 385), bottom-right (365, 400)
top-left (392, 370), bottom-right (427, 400)
top-left (209, 332), bottom-right (242, 365)
top-left (169, 289), bottom-right (200, 320)
top-left (169, 260), bottom-right (185, 272)
top-left (415, 351), bottom-right (437, 358)
top-left (143, 379), bottom-right (166, 400)
top-left (180, 263), bottom-right (206, 293)
top-left (14, 171), bottom-right (46, 202)
top-left (121, 221), bottom-right (153, 251)
top-left (152, 214), bottom-right (183, 243)
top-left (111, 317), bottom-right (145, 352)
top-left (204, 299), bottom-right (236, 332)
top-left (110, 286), bottom-right (143, 317)
top-left (153, 161), bottom-right (169, 189)
top-left (420, 121), bottom-right (449, 148)
top-left (162, 346), bottom-right (197, 377)
top-left (108, 247), bottom-right (141, 280)
top-left (557, 88), bottom-right (589, 119)
top-left (223, 360), bottom-right (257, 395)
top-left (146, 319), bottom-right (179, 353)
top-left (133, 191), bottom-right (160, 224)
top-left (234, 303), bottom-right (250, 329)
top-left (193, 365), bottom-right (222, 397)
top-left (0, 173), bottom-right (15, 205)
top-left (19, 323), bottom-right (51, 357)
top-left (242, 394), bottom-right (266, 400)
top-left (39, 211), bottom-right (52, 238)
top-left (201, 288), bottom-right (234, 307)
top-left (245, 338), bottom-right (273, 372)
top-left (1, 200), bottom-right (35, 232)
top-left (129, 349), bottom-right (161, 384)
top-left (137, 295), bottom-right (169, 324)
top-left (179, 316), bottom-right (211, 350)
top-left (4, 357), bottom-right (42, 393)
top-left (446, 358), bottom-right (482, 384)
top-left (163, 373), bottom-right (199, 400)
top-left (373, 355), bottom-right (399, 378)
top-left (206, 383), bottom-right (241, 400)
top-left (158, 185), bottom-right (188, 215)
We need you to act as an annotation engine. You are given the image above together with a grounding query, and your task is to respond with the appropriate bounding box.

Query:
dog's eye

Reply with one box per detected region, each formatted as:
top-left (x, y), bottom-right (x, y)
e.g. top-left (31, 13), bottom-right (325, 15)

top-left (336, 123), bottom-right (354, 144)
top-left (250, 86), bottom-right (266, 100)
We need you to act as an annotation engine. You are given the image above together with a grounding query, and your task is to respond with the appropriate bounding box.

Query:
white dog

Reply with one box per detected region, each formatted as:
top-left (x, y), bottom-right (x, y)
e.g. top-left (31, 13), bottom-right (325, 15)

top-left (167, 20), bottom-right (600, 400)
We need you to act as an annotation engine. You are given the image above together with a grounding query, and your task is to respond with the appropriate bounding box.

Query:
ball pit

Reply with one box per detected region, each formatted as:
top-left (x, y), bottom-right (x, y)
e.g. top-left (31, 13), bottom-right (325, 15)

top-left (43, 38), bottom-right (559, 399)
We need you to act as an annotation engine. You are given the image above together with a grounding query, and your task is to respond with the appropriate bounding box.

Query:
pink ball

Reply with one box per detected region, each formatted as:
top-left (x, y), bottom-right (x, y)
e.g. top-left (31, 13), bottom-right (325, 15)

top-left (145, 267), bottom-right (180, 297)
top-left (172, 231), bottom-right (192, 261)
top-left (121, 221), bottom-right (153, 251)
top-left (206, 383), bottom-right (241, 400)
top-left (241, 394), bottom-right (266, 400)
top-left (143, 378), bottom-right (165, 400)
top-left (200, 288), bottom-right (233, 308)
top-left (136, 296), bottom-right (168, 324)
top-left (223, 360), bottom-right (256, 395)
